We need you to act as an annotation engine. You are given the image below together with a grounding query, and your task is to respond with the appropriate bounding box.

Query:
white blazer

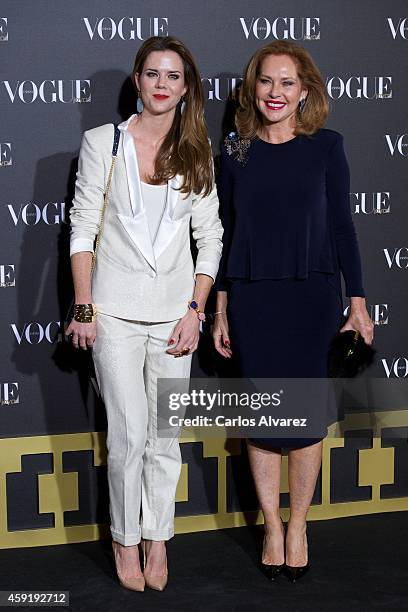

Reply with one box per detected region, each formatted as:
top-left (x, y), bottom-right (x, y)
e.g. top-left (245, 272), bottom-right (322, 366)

top-left (70, 114), bottom-right (223, 321)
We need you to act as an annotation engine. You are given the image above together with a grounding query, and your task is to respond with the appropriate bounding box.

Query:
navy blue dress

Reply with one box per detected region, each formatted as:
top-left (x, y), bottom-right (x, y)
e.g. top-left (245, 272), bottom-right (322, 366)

top-left (216, 129), bottom-right (365, 448)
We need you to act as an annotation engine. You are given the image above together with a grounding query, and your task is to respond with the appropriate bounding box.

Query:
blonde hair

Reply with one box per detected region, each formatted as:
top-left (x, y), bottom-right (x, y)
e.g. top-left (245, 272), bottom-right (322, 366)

top-left (133, 36), bottom-right (213, 196)
top-left (236, 40), bottom-right (329, 139)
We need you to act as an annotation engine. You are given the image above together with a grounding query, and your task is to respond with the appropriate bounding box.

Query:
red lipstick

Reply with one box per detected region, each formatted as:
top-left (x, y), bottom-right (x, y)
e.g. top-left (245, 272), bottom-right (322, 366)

top-left (153, 94), bottom-right (169, 100)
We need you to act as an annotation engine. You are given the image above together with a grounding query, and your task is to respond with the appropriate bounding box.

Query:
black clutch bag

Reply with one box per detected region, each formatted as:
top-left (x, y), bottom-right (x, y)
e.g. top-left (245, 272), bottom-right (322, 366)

top-left (328, 330), bottom-right (375, 378)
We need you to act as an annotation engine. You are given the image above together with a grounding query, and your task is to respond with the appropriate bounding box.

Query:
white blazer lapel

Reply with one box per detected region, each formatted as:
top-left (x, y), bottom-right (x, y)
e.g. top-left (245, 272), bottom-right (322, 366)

top-left (154, 175), bottom-right (183, 261)
top-left (117, 127), bottom-right (156, 271)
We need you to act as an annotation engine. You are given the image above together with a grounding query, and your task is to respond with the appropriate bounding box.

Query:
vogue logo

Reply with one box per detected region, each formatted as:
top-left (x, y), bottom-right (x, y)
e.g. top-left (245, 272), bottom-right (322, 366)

top-left (240, 17), bottom-right (320, 40)
top-left (351, 192), bottom-right (390, 214)
top-left (325, 76), bottom-right (392, 100)
top-left (387, 18), bottom-right (408, 39)
top-left (0, 18), bottom-right (8, 41)
top-left (1, 80), bottom-right (91, 103)
top-left (0, 265), bottom-right (15, 288)
top-left (83, 17), bottom-right (168, 40)
top-left (11, 322), bottom-right (61, 345)
top-left (0, 142), bottom-right (12, 166)
top-left (202, 77), bottom-right (242, 101)
top-left (383, 248), bottom-right (408, 269)
top-left (0, 383), bottom-right (19, 405)
top-left (344, 304), bottom-right (389, 325)
top-left (8, 202), bottom-right (66, 226)
top-left (382, 358), bottom-right (408, 378)
top-left (385, 134), bottom-right (408, 156)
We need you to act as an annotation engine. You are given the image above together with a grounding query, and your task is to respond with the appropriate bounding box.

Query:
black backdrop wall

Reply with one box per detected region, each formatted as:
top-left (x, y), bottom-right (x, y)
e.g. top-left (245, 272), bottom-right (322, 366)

top-left (1, 1), bottom-right (407, 548)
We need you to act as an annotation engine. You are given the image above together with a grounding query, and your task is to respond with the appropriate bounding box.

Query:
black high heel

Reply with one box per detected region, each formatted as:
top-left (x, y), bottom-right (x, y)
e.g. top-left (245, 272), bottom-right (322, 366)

top-left (261, 561), bottom-right (285, 581)
top-left (283, 562), bottom-right (310, 583)
top-left (284, 528), bottom-right (310, 583)
top-left (260, 519), bottom-right (286, 581)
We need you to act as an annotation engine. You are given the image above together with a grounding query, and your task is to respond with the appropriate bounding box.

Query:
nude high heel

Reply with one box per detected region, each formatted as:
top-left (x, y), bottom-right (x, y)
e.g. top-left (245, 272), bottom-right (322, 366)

top-left (142, 540), bottom-right (168, 592)
top-left (112, 540), bottom-right (145, 592)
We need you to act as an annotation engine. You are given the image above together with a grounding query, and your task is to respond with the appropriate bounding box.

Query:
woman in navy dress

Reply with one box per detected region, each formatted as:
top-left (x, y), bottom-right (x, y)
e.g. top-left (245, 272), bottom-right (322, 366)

top-left (213, 41), bottom-right (373, 581)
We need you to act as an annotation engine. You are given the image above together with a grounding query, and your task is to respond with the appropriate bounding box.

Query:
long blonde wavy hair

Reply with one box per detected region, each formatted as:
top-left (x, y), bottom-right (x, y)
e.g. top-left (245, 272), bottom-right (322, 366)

top-left (132, 36), bottom-right (213, 196)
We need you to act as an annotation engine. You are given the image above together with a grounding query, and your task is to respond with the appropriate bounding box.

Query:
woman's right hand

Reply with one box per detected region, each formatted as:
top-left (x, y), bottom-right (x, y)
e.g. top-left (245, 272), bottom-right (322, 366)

top-left (213, 312), bottom-right (232, 358)
top-left (65, 319), bottom-right (97, 350)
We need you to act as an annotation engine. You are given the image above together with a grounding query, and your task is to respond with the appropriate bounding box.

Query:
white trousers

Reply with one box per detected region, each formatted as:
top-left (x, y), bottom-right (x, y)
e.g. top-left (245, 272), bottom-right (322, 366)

top-left (92, 313), bottom-right (192, 546)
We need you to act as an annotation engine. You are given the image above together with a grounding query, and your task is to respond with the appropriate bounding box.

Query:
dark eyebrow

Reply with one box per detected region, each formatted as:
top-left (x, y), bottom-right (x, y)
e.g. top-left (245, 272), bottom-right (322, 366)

top-left (259, 73), bottom-right (297, 80)
top-left (144, 68), bottom-right (182, 74)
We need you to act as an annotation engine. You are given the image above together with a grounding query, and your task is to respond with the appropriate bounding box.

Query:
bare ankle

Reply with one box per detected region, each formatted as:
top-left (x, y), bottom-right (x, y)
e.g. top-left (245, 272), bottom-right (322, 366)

top-left (264, 514), bottom-right (283, 533)
top-left (113, 541), bottom-right (138, 550)
top-left (287, 519), bottom-right (307, 534)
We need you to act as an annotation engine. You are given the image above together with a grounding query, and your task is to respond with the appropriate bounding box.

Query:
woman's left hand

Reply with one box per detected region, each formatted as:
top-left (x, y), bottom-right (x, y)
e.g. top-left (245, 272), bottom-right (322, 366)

top-left (166, 309), bottom-right (200, 357)
top-left (339, 297), bottom-right (374, 345)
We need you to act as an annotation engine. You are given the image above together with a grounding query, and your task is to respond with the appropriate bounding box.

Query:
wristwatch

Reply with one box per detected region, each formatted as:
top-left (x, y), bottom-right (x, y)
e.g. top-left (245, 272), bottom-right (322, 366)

top-left (188, 300), bottom-right (206, 322)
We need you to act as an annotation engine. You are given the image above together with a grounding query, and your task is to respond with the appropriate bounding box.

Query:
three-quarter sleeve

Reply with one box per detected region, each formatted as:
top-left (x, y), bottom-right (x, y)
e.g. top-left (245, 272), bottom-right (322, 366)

top-left (326, 135), bottom-right (365, 297)
top-left (214, 147), bottom-right (235, 291)
top-left (70, 131), bottom-right (105, 256)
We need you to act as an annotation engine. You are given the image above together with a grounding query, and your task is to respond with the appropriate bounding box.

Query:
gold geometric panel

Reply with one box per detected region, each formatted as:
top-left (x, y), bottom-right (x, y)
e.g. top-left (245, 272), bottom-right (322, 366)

top-left (0, 411), bottom-right (407, 549)
top-left (280, 455), bottom-right (289, 494)
top-left (0, 432), bottom-right (109, 549)
top-left (175, 463), bottom-right (188, 503)
top-left (358, 439), bottom-right (394, 501)
top-left (38, 472), bottom-right (79, 521)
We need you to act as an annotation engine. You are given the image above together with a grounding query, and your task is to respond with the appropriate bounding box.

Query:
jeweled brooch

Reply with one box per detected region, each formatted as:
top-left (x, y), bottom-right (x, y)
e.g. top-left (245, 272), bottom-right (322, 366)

top-left (224, 131), bottom-right (251, 166)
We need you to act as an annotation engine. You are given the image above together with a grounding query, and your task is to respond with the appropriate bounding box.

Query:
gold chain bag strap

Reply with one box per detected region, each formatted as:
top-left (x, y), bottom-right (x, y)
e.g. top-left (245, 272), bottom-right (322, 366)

top-left (92, 124), bottom-right (121, 273)
top-left (60, 124), bottom-right (121, 342)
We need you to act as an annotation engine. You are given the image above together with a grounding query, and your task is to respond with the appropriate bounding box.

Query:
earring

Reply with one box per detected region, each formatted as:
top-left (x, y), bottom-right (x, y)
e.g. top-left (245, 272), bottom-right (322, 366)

top-left (299, 98), bottom-right (306, 113)
top-left (180, 96), bottom-right (186, 115)
top-left (137, 95), bottom-right (144, 114)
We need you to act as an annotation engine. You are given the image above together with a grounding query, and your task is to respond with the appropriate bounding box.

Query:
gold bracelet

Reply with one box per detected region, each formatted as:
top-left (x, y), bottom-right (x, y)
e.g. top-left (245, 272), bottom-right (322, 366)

top-left (73, 303), bottom-right (97, 323)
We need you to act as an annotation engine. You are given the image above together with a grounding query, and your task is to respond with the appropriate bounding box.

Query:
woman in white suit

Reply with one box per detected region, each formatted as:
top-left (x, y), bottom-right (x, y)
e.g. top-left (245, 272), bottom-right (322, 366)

top-left (66, 36), bottom-right (223, 592)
